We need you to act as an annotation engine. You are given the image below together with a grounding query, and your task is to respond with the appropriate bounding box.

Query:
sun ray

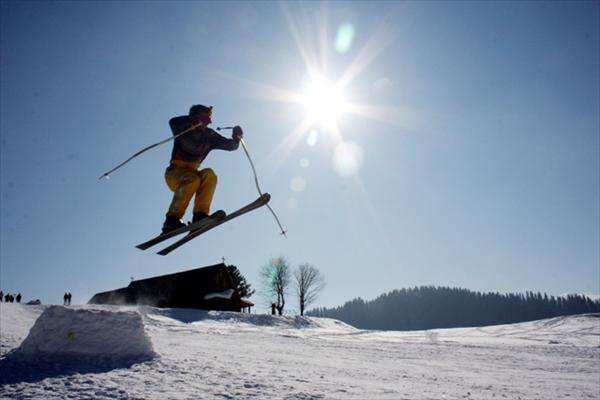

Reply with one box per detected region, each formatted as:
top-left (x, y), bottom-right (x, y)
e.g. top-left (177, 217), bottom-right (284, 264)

top-left (261, 116), bottom-right (316, 176)
top-left (203, 68), bottom-right (303, 104)
top-left (280, 2), bottom-right (321, 78)
top-left (338, 17), bottom-right (399, 89)
top-left (346, 101), bottom-right (462, 139)
top-left (318, 2), bottom-right (330, 74)
top-left (324, 117), bottom-right (344, 145)
top-left (344, 102), bottom-right (423, 134)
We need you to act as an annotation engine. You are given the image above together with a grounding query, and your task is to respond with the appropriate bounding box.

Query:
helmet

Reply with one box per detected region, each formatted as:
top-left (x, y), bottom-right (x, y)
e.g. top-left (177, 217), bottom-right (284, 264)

top-left (189, 104), bottom-right (213, 116)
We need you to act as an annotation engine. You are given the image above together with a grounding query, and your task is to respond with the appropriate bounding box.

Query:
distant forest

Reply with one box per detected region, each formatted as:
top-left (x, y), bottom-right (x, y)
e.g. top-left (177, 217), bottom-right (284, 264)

top-left (307, 286), bottom-right (600, 331)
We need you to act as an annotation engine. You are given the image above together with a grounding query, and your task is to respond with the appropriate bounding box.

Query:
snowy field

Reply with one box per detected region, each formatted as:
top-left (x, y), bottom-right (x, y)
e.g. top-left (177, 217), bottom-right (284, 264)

top-left (0, 304), bottom-right (598, 400)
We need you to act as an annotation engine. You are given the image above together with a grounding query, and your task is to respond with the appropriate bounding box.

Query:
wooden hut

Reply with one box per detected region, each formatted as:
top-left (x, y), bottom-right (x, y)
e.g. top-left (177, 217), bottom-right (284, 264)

top-left (88, 263), bottom-right (248, 311)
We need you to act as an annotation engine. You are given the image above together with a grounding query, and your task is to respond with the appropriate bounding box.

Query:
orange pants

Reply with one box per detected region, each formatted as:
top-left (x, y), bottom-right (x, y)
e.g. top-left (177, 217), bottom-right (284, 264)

top-left (165, 160), bottom-right (217, 219)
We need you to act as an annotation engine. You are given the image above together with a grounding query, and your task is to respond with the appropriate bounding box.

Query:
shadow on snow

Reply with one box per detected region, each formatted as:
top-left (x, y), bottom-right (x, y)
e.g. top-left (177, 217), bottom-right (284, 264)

top-left (0, 353), bottom-right (155, 385)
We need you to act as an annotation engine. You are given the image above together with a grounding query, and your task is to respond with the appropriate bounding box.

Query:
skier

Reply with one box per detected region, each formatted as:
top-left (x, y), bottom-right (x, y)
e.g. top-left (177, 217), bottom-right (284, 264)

top-left (161, 104), bottom-right (243, 234)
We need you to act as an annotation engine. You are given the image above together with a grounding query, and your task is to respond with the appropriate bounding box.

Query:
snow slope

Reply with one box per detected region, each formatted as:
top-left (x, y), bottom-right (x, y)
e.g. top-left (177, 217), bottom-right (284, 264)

top-left (1, 303), bottom-right (598, 399)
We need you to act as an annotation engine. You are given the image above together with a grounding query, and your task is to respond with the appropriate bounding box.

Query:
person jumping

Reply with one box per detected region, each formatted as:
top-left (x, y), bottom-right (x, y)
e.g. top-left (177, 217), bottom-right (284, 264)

top-left (161, 104), bottom-right (243, 234)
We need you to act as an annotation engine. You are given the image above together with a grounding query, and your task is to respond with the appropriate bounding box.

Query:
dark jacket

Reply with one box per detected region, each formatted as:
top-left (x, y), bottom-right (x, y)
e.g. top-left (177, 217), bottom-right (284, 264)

top-left (169, 116), bottom-right (239, 164)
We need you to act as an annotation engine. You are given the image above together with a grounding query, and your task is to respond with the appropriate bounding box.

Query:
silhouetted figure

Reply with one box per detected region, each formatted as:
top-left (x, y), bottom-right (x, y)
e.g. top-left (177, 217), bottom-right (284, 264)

top-left (63, 292), bottom-right (68, 305)
top-left (0, 290), bottom-right (3, 302)
top-left (4, 293), bottom-right (9, 302)
top-left (67, 292), bottom-right (72, 305)
top-left (16, 293), bottom-right (22, 303)
top-left (159, 105), bottom-right (243, 234)
top-left (271, 303), bottom-right (276, 315)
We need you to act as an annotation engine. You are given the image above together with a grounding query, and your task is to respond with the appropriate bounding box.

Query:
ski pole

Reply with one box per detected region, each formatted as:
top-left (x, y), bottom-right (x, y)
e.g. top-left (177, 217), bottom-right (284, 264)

top-left (217, 127), bottom-right (287, 237)
top-left (98, 123), bottom-right (203, 180)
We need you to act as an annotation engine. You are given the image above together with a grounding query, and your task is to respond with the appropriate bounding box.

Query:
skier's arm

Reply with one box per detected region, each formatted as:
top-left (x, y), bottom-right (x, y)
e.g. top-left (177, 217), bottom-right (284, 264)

top-left (208, 128), bottom-right (241, 151)
top-left (169, 116), bottom-right (190, 135)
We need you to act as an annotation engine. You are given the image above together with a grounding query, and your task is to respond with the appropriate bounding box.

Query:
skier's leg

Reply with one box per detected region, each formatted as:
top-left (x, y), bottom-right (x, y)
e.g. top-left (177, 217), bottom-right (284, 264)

top-left (165, 167), bottom-right (202, 219)
top-left (192, 168), bottom-right (218, 217)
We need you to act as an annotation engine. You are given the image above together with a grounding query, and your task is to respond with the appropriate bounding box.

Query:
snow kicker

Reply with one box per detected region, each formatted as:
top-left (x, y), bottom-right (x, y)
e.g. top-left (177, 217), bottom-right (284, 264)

top-left (7, 306), bottom-right (156, 363)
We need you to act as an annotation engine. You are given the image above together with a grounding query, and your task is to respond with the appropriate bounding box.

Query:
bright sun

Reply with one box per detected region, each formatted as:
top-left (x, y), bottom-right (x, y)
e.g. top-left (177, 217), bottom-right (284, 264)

top-left (300, 75), bottom-right (348, 128)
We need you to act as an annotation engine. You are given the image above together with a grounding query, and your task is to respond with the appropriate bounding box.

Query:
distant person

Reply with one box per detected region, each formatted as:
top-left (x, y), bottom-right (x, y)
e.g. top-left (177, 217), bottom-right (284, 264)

top-left (0, 290), bottom-right (3, 302)
top-left (160, 105), bottom-right (243, 234)
top-left (63, 292), bottom-right (68, 305)
top-left (67, 292), bottom-right (72, 305)
top-left (4, 293), bottom-right (9, 302)
top-left (271, 303), bottom-right (276, 315)
top-left (16, 293), bottom-right (22, 303)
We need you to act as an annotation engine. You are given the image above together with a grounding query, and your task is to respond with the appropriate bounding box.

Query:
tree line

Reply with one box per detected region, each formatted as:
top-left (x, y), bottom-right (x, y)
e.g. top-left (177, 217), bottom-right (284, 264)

top-left (307, 286), bottom-right (600, 330)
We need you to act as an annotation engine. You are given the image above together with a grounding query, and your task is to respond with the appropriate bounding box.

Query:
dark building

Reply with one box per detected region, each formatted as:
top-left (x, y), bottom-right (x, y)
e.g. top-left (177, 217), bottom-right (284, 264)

top-left (88, 263), bottom-right (250, 311)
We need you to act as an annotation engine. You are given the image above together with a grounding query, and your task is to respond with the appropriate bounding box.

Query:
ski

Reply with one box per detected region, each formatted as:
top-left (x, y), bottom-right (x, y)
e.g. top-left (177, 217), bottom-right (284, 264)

top-left (135, 213), bottom-right (223, 250)
top-left (156, 193), bottom-right (271, 256)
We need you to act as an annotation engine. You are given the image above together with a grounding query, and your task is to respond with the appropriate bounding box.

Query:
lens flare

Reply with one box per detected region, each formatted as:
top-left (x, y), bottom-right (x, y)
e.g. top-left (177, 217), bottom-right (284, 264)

top-left (307, 130), bottom-right (318, 146)
top-left (332, 141), bottom-right (363, 177)
top-left (290, 176), bottom-right (307, 192)
top-left (335, 23), bottom-right (355, 54)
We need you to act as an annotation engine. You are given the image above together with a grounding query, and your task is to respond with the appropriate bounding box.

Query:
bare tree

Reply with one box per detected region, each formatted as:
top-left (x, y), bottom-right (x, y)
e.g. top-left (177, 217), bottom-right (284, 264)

top-left (294, 263), bottom-right (326, 316)
top-left (260, 257), bottom-right (291, 315)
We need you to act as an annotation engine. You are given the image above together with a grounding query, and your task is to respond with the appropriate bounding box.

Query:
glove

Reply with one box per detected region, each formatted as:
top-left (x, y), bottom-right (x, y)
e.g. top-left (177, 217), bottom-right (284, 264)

top-left (232, 125), bottom-right (243, 142)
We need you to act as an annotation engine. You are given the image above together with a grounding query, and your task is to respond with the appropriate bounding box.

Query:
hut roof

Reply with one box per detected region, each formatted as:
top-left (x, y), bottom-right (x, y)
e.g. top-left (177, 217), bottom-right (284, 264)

top-left (129, 263), bottom-right (233, 292)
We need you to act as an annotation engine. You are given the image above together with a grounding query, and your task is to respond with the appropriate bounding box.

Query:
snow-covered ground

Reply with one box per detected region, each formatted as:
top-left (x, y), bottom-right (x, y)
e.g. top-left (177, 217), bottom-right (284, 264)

top-left (1, 303), bottom-right (598, 399)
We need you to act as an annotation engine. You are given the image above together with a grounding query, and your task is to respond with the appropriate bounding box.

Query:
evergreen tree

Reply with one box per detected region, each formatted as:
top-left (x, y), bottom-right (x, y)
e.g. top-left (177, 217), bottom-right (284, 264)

top-left (227, 265), bottom-right (255, 299)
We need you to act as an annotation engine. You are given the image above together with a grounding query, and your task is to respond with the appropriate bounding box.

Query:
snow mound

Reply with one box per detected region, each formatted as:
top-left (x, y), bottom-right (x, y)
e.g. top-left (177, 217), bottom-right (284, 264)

top-left (204, 311), bottom-right (321, 328)
top-left (143, 307), bottom-right (357, 331)
top-left (0, 303), bottom-right (46, 356)
top-left (9, 305), bottom-right (156, 363)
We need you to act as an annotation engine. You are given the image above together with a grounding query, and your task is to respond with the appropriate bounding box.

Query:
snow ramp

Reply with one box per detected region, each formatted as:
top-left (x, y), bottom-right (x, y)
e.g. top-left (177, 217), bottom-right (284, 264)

top-left (8, 305), bottom-right (156, 363)
top-left (0, 303), bottom-right (46, 356)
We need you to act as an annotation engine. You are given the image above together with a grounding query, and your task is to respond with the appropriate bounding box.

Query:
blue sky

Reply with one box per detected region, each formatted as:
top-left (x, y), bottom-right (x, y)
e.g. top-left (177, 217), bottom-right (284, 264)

top-left (1, 1), bottom-right (598, 310)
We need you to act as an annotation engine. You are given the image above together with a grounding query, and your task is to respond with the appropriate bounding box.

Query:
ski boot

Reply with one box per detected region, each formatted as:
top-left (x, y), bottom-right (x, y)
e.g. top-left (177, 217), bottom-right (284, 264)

top-left (192, 210), bottom-right (226, 225)
top-left (162, 215), bottom-right (186, 234)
